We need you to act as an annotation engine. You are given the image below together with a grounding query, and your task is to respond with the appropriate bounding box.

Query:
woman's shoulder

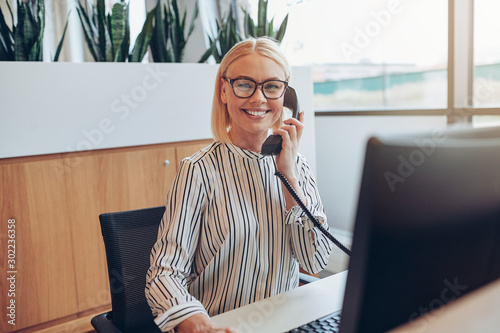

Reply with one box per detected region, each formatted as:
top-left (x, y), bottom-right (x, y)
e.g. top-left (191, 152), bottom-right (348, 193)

top-left (296, 152), bottom-right (310, 166)
top-left (295, 152), bottom-right (315, 176)
top-left (182, 141), bottom-right (225, 164)
top-left (177, 142), bottom-right (227, 183)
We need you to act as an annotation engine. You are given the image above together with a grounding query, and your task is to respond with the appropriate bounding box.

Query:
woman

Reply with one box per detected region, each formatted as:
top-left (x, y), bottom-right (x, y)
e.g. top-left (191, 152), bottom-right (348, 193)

top-left (146, 37), bottom-right (332, 333)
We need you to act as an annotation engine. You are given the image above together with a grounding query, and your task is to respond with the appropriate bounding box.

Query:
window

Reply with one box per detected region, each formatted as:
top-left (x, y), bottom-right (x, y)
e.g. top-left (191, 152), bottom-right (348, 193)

top-left (473, 0), bottom-right (500, 107)
top-left (245, 0), bottom-right (500, 125)
top-left (473, 0), bottom-right (500, 127)
top-left (251, 0), bottom-right (448, 111)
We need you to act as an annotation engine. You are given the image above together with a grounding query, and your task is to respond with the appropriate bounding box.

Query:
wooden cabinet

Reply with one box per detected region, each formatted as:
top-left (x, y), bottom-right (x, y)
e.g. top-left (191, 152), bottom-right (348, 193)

top-left (1, 155), bottom-right (79, 330)
top-left (0, 139), bottom-right (212, 333)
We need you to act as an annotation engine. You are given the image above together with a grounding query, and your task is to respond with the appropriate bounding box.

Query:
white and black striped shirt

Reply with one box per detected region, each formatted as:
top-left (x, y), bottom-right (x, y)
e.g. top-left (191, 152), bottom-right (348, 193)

top-left (145, 142), bottom-right (332, 332)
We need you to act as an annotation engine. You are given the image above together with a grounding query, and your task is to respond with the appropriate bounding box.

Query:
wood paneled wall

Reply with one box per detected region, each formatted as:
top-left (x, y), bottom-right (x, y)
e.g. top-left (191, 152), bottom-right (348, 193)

top-left (0, 139), bottom-right (212, 333)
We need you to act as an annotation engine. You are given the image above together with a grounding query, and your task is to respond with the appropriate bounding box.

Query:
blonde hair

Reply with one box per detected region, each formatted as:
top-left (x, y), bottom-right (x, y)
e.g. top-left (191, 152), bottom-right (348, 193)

top-left (211, 37), bottom-right (291, 143)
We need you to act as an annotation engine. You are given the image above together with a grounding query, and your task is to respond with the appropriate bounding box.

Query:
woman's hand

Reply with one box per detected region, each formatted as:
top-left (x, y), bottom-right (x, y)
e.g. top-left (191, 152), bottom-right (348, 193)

top-left (275, 111), bottom-right (304, 179)
top-left (274, 111), bottom-right (306, 210)
top-left (176, 313), bottom-right (237, 333)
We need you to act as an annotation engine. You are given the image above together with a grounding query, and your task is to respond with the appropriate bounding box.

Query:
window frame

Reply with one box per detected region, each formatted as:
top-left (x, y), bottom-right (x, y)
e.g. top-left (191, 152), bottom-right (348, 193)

top-left (315, 0), bottom-right (500, 125)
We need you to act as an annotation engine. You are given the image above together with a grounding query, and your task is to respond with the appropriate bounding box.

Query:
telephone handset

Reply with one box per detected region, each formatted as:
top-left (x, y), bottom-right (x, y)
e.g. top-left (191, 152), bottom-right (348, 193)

top-left (261, 86), bottom-right (300, 156)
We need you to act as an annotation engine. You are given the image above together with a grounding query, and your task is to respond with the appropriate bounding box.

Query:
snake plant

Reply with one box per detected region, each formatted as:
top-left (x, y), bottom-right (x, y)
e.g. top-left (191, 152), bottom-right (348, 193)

top-left (149, 0), bottom-right (199, 63)
top-left (199, 5), bottom-right (243, 64)
top-left (76, 0), bottom-right (153, 62)
top-left (0, 0), bottom-right (69, 61)
top-left (199, 0), bottom-right (288, 64)
top-left (243, 0), bottom-right (288, 43)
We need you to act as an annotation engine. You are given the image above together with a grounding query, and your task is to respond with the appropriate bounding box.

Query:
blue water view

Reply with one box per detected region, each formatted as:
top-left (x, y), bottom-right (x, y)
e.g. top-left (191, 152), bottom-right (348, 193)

top-left (313, 63), bottom-right (500, 110)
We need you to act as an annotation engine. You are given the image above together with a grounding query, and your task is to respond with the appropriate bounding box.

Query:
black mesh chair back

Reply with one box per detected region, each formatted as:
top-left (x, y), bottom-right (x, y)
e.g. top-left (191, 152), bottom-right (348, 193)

top-left (91, 206), bottom-right (165, 333)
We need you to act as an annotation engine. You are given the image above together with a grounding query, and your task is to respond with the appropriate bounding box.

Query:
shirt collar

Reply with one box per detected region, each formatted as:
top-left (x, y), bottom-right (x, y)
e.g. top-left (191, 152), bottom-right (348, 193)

top-left (225, 143), bottom-right (268, 160)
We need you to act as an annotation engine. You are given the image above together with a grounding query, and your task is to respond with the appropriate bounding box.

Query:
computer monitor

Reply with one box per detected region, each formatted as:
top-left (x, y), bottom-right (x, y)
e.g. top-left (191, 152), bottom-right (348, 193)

top-left (339, 125), bottom-right (500, 332)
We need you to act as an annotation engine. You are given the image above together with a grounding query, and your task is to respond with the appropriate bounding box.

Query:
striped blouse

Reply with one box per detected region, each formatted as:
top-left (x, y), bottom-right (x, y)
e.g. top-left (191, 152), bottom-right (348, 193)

top-left (145, 142), bottom-right (332, 332)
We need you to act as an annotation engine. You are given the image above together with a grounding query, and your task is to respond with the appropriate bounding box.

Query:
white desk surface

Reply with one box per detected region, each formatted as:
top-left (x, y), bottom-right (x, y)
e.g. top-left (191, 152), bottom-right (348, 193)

top-left (211, 271), bottom-right (348, 333)
top-left (212, 270), bottom-right (500, 333)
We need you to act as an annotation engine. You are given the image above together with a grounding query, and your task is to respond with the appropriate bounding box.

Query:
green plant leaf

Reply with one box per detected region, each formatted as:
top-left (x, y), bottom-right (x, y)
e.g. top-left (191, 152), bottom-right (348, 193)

top-left (257, 0), bottom-right (267, 37)
top-left (187, 1), bottom-right (198, 40)
top-left (150, 0), bottom-right (198, 63)
top-left (243, 9), bottom-right (255, 38)
top-left (53, 11), bottom-right (70, 62)
top-left (198, 43), bottom-right (214, 63)
top-left (0, 42), bottom-right (9, 60)
top-left (23, 2), bottom-right (40, 60)
top-left (14, 1), bottom-right (27, 61)
top-left (105, 13), bottom-right (114, 61)
top-left (76, 1), bottom-right (101, 61)
top-left (199, 34), bottom-right (222, 63)
top-left (241, 0), bottom-right (287, 42)
top-left (169, 0), bottom-right (193, 62)
top-left (97, 0), bottom-right (107, 60)
top-left (169, 0), bottom-right (182, 62)
top-left (1, 0), bottom-right (73, 61)
top-left (275, 13), bottom-right (288, 42)
top-left (267, 17), bottom-right (274, 38)
top-left (120, 4), bottom-right (130, 62)
top-left (32, 0), bottom-right (45, 61)
top-left (199, 5), bottom-right (241, 63)
top-left (150, 2), bottom-right (166, 62)
top-left (129, 7), bottom-right (154, 62)
top-left (111, 2), bottom-right (127, 61)
top-left (0, 3), bottom-right (15, 60)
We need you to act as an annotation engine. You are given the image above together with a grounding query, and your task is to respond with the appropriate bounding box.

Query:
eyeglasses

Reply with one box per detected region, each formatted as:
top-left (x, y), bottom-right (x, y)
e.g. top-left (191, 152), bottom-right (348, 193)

top-left (224, 77), bottom-right (288, 100)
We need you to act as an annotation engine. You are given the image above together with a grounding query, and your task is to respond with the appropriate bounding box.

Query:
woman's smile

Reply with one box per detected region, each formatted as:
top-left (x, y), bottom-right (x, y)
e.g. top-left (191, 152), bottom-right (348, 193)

top-left (242, 108), bottom-right (270, 117)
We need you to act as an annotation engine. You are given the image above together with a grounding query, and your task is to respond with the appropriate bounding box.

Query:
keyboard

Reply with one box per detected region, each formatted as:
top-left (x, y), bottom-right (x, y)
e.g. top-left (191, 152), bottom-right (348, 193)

top-left (287, 310), bottom-right (342, 332)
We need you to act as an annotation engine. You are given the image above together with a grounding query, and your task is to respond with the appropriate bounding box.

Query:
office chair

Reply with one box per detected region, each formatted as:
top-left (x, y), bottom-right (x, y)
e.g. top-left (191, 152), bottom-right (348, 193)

top-left (91, 206), bottom-right (318, 332)
top-left (91, 206), bottom-right (164, 333)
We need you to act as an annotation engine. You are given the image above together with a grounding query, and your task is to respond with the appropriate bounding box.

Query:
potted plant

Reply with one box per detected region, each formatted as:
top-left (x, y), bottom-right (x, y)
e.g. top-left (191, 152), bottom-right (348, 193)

top-left (0, 0), bottom-right (69, 61)
top-left (199, 4), bottom-right (242, 63)
top-left (242, 0), bottom-right (288, 42)
top-left (199, 0), bottom-right (288, 63)
top-left (149, 0), bottom-right (199, 63)
top-left (76, 0), bottom-right (153, 62)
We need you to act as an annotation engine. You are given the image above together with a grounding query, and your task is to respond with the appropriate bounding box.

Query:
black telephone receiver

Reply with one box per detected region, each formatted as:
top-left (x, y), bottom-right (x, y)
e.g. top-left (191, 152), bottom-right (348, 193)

top-left (261, 86), bottom-right (300, 155)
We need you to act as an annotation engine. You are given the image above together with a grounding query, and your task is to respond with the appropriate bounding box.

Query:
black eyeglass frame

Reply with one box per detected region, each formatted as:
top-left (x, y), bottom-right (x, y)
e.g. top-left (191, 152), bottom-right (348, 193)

top-left (224, 77), bottom-right (289, 100)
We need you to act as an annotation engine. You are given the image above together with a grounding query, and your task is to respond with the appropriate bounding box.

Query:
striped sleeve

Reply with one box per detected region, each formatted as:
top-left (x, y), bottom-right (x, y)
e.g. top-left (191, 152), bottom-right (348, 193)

top-left (285, 154), bottom-right (333, 274)
top-left (145, 158), bottom-right (208, 332)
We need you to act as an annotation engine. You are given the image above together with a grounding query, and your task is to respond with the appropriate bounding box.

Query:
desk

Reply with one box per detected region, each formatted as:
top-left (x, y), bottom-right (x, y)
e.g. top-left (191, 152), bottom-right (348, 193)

top-left (212, 271), bottom-right (500, 333)
top-left (211, 271), bottom-right (347, 333)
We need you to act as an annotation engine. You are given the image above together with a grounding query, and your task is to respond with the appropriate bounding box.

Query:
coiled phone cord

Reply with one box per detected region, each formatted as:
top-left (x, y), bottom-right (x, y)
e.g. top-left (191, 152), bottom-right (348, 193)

top-left (275, 171), bottom-right (352, 257)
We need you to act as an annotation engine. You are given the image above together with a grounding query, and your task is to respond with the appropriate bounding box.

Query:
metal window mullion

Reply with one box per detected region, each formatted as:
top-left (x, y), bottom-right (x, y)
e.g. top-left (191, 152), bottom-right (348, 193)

top-left (448, 0), bottom-right (474, 124)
